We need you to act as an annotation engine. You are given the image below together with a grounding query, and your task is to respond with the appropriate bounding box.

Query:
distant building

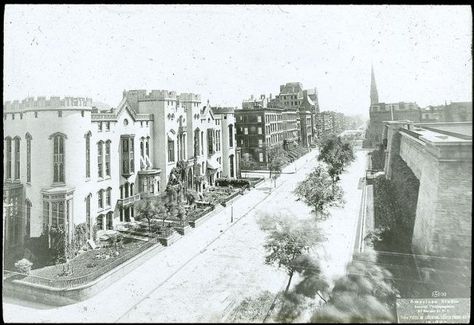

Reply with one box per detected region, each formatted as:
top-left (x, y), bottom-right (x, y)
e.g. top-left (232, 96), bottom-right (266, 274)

top-left (421, 102), bottom-right (472, 123)
top-left (315, 110), bottom-right (346, 138)
top-left (364, 66), bottom-right (421, 147)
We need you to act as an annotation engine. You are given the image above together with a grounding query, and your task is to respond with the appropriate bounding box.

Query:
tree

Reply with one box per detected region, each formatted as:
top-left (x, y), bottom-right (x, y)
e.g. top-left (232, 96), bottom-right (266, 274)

top-left (275, 256), bottom-right (329, 323)
top-left (294, 165), bottom-right (344, 219)
top-left (267, 145), bottom-right (288, 187)
top-left (311, 249), bottom-right (399, 323)
top-left (258, 213), bottom-right (325, 293)
top-left (318, 136), bottom-right (355, 184)
top-left (135, 197), bottom-right (164, 232)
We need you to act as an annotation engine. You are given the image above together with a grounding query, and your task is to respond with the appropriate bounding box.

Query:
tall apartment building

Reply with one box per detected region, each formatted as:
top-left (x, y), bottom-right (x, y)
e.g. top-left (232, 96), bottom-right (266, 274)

top-left (3, 90), bottom-right (237, 254)
top-left (235, 107), bottom-right (285, 166)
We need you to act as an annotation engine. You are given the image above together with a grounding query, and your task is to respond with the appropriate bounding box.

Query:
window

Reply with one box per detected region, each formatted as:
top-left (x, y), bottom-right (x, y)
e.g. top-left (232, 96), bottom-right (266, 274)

top-left (35, 112), bottom-right (38, 118)
top-left (201, 131), bottom-right (204, 155)
top-left (26, 134), bottom-right (32, 182)
top-left (98, 190), bottom-right (104, 209)
top-left (106, 212), bottom-right (113, 230)
top-left (146, 138), bottom-right (150, 156)
top-left (106, 122), bottom-right (110, 131)
top-left (98, 122), bottom-right (103, 132)
top-left (98, 141), bottom-right (104, 178)
top-left (257, 116), bottom-right (262, 123)
top-left (105, 141), bottom-right (111, 177)
top-left (259, 152), bottom-right (264, 162)
top-left (258, 127), bottom-right (262, 135)
top-left (244, 127), bottom-right (248, 135)
top-left (194, 129), bottom-right (200, 157)
top-left (106, 188), bottom-right (111, 206)
top-left (140, 138), bottom-right (144, 158)
top-left (86, 194), bottom-right (91, 238)
top-left (81, 110), bottom-right (85, 117)
top-left (51, 202), bottom-right (65, 228)
top-left (53, 135), bottom-right (65, 183)
top-left (130, 138), bottom-right (134, 173)
top-left (14, 137), bottom-right (20, 179)
top-left (25, 200), bottom-right (32, 238)
top-left (168, 138), bottom-right (175, 162)
top-left (85, 132), bottom-right (91, 178)
top-left (228, 125), bottom-right (234, 147)
top-left (58, 111), bottom-right (62, 117)
top-left (216, 130), bottom-right (221, 151)
top-left (258, 139), bottom-right (263, 147)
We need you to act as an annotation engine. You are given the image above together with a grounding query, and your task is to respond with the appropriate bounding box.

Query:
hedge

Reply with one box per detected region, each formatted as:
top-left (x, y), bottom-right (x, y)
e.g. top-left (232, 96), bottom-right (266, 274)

top-left (215, 178), bottom-right (251, 188)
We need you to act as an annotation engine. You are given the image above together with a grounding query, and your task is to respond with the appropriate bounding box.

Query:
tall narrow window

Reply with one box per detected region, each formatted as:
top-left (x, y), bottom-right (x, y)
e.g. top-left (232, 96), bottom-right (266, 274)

top-left (229, 125), bottom-right (234, 147)
top-left (14, 137), bottom-right (20, 179)
top-left (146, 137), bottom-right (150, 157)
top-left (130, 138), bottom-right (134, 173)
top-left (105, 140), bottom-right (111, 177)
top-left (200, 131), bottom-right (204, 155)
top-left (85, 132), bottom-right (91, 178)
top-left (86, 194), bottom-right (91, 238)
top-left (25, 200), bottom-right (32, 238)
top-left (97, 141), bottom-right (104, 178)
top-left (5, 137), bottom-right (12, 179)
top-left (140, 138), bottom-right (144, 158)
top-left (106, 187), bottom-right (111, 206)
top-left (53, 135), bottom-right (65, 183)
top-left (43, 201), bottom-right (49, 232)
top-left (26, 134), bottom-right (32, 182)
top-left (98, 190), bottom-right (103, 209)
top-left (168, 138), bottom-right (175, 162)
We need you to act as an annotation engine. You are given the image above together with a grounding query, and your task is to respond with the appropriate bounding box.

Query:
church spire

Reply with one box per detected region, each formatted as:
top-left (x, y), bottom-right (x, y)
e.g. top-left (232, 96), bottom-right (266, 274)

top-left (370, 64), bottom-right (379, 106)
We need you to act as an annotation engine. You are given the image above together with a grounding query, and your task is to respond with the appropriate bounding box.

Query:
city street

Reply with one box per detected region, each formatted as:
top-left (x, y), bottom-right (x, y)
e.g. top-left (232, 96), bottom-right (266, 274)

top-left (3, 149), bottom-right (368, 323)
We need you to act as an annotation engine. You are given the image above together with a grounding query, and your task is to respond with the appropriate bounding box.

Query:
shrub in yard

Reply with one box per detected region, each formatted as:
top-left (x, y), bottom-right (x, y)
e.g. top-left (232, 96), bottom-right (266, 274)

top-left (15, 258), bottom-right (33, 274)
top-left (215, 178), bottom-right (250, 188)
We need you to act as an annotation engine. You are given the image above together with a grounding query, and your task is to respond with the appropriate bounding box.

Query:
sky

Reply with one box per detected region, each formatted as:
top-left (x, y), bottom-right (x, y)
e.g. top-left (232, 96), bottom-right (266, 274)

top-left (3, 5), bottom-right (472, 117)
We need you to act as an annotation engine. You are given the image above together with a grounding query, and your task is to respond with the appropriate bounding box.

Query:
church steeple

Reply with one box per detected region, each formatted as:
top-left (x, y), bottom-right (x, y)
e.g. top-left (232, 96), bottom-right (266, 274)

top-left (370, 65), bottom-right (379, 106)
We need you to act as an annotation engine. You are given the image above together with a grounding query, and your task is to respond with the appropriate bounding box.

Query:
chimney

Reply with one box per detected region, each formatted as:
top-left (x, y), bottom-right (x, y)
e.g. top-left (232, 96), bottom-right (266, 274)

top-left (269, 93), bottom-right (273, 100)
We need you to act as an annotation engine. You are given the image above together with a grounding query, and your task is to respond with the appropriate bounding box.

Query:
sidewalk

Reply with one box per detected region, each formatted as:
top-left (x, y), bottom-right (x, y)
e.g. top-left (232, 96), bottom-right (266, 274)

top-left (3, 147), bottom-right (319, 323)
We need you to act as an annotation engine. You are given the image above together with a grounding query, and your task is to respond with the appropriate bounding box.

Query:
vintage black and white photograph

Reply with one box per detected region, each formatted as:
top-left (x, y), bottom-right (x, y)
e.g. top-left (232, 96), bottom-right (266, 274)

top-left (2, 4), bottom-right (472, 323)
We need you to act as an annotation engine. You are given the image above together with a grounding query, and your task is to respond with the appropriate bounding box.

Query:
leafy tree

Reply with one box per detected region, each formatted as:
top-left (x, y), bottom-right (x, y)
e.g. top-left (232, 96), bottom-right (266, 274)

top-left (311, 249), bottom-right (399, 323)
top-left (275, 256), bottom-right (329, 323)
top-left (267, 145), bottom-right (288, 187)
top-left (318, 136), bottom-right (355, 184)
top-left (258, 213), bottom-right (326, 293)
top-left (135, 196), bottom-right (165, 232)
top-left (294, 165), bottom-right (344, 219)
top-left (241, 156), bottom-right (259, 170)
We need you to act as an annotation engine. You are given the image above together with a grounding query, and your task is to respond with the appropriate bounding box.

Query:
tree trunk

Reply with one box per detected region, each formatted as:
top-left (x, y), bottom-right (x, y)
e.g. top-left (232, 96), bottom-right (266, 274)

top-left (285, 271), bottom-right (294, 293)
top-left (316, 291), bottom-right (327, 303)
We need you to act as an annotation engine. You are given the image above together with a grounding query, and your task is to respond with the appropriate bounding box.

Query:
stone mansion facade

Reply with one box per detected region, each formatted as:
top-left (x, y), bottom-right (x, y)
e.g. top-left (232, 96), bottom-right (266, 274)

top-left (3, 90), bottom-right (238, 252)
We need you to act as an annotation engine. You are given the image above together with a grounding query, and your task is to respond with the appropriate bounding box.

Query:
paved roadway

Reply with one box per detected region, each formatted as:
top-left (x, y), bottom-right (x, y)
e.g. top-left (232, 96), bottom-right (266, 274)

top-left (3, 148), bottom-right (368, 323)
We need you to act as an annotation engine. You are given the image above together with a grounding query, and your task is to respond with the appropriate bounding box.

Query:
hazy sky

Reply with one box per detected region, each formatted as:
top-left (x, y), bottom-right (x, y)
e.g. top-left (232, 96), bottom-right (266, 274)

top-left (4, 5), bottom-right (472, 117)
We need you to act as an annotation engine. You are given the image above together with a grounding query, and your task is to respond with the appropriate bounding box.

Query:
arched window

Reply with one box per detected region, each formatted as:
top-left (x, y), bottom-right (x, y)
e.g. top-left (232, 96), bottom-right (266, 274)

top-left (5, 137), bottom-right (12, 179)
top-left (97, 214), bottom-right (104, 230)
top-left (168, 137), bottom-right (175, 162)
top-left (105, 140), bottom-right (111, 177)
top-left (98, 189), bottom-right (104, 209)
top-left (97, 141), bottom-right (104, 178)
top-left (106, 212), bottom-right (113, 230)
top-left (85, 132), bottom-right (91, 178)
top-left (140, 137), bottom-right (144, 158)
top-left (52, 134), bottom-right (66, 183)
top-left (26, 133), bottom-right (32, 182)
top-left (14, 137), bottom-right (21, 179)
top-left (106, 187), bottom-right (112, 206)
